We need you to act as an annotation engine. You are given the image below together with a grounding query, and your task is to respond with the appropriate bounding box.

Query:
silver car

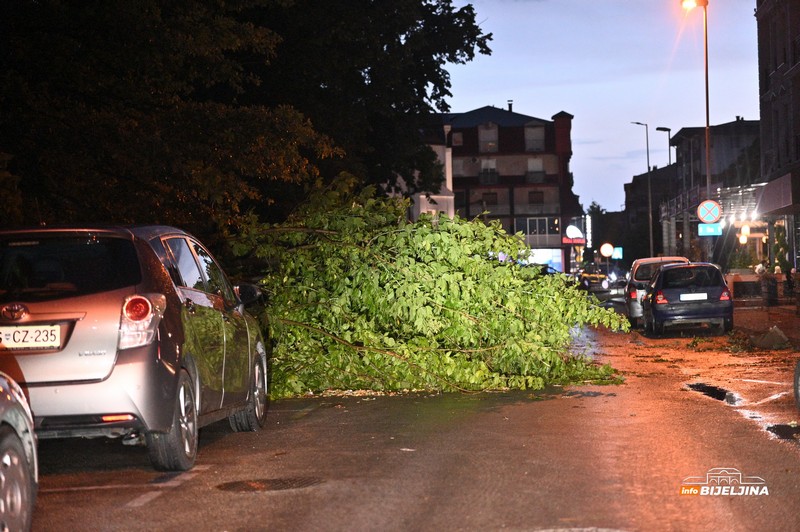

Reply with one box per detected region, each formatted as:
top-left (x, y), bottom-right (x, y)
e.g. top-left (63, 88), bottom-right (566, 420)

top-left (0, 370), bottom-right (37, 531)
top-left (624, 256), bottom-right (689, 327)
top-left (0, 226), bottom-right (269, 471)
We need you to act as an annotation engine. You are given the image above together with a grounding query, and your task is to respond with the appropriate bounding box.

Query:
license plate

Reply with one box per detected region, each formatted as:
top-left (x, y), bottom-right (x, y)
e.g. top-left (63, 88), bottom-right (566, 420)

top-left (0, 325), bottom-right (61, 350)
top-left (680, 293), bottom-right (707, 301)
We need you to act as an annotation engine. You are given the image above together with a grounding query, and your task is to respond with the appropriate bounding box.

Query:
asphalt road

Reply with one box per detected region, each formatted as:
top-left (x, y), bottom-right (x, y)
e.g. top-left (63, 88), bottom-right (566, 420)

top-left (32, 319), bottom-right (800, 531)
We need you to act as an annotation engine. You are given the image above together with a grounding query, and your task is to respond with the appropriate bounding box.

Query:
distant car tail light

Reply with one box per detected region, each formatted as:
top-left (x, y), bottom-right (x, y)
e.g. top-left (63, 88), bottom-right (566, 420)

top-left (628, 289), bottom-right (638, 300)
top-left (719, 289), bottom-right (731, 301)
top-left (119, 294), bottom-right (166, 349)
top-left (655, 290), bottom-right (668, 304)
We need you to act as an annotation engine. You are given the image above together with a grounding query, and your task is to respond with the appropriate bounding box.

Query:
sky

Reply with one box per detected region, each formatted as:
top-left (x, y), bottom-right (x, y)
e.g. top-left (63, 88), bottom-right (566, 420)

top-left (446, 0), bottom-right (760, 212)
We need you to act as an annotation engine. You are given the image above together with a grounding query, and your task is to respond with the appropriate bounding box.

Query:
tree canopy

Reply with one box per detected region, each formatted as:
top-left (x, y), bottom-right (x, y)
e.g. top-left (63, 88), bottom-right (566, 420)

top-left (0, 0), bottom-right (491, 235)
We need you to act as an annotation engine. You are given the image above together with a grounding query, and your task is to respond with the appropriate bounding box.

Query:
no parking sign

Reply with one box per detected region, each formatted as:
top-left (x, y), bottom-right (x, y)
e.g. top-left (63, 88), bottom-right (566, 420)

top-left (697, 200), bottom-right (722, 224)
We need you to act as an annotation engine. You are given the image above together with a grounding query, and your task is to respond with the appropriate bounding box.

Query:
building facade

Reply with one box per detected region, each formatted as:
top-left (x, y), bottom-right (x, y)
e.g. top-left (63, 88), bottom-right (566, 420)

top-left (441, 104), bottom-right (582, 272)
top-left (754, 0), bottom-right (800, 270)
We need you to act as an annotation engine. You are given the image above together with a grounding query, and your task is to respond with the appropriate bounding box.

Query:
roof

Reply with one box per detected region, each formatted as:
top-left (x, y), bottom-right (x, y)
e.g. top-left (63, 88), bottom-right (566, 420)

top-left (441, 106), bottom-right (551, 128)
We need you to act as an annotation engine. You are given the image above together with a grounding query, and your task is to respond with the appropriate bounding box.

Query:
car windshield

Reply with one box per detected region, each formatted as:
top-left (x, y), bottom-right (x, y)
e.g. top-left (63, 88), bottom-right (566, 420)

top-left (661, 266), bottom-right (723, 289)
top-left (0, 235), bottom-right (141, 302)
top-left (635, 261), bottom-right (682, 281)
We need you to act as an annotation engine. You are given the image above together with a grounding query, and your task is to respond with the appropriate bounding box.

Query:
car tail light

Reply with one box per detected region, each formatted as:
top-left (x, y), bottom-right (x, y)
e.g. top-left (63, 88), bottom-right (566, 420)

top-left (719, 289), bottom-right (731, 301)
top-left (628, 289), bottom-right (638, 300)
top-left (119, 294), bottom-right (166, 349)
top-left (655, 290), bottom-right (668, 304)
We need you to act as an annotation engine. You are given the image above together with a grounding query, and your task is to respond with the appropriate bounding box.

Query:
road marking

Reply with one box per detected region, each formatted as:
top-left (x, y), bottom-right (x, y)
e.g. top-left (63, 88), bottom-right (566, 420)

top-left (739, 379), bottom-right (791, 386)
top-left (39, 465), bottom-right (211, 508)
top-left (127, 491), bottom-right (163, 508)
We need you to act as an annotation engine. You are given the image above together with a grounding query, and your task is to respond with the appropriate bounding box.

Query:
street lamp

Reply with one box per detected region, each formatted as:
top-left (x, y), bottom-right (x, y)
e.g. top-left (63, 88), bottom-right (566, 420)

top-left (683, 0), bottom-right (713, 260)
top-left (631, 121), bottom-right (654, 257)
top-left (681, 0), bottom-right (711, 199)
top-left (655, 126), bottom-right (671, 165)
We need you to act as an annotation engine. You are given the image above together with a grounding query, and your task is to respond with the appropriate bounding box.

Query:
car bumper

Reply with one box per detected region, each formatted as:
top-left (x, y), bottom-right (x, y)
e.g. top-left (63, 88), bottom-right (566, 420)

top-left (28, 343), bottom-right (179, 439)
top-left (651, 304), bottom-right (733, 328)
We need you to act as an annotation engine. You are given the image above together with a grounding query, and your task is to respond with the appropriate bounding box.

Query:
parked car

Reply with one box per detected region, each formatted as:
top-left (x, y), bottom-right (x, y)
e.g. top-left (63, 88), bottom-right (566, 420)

top-left (625, 256), bottom-right (690, 327)
top-left (641, 262), bottom-right (733, 336)
top-left (577, 263), bottom-right (607, 290)
top-left (0, 371), bottom-right (37, 531)
top-left (0, 226), bottom-right (270, 471)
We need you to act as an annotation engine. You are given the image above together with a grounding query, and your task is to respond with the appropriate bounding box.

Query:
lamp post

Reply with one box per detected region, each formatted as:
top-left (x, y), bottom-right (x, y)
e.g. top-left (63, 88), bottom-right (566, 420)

top-left (683, 0), bottom-right (713, 260)
top-left (681, 0), bottom-right (711, 199)
top-left (655, 126), bottom-right (671, 165)
top-left (631, 121), bottom-right (654, 257)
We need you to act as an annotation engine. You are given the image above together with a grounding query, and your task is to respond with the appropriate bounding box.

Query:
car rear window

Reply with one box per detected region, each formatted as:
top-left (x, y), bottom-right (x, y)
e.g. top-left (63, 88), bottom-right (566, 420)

top-left (0, 235), bottom-right (141, 302)
top-left (662, 266), bottom-right (723, 289)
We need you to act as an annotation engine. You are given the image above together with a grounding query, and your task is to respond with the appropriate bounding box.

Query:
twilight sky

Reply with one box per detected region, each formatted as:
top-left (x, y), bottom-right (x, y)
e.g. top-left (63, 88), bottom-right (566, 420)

top-left (446, 0), bottom-right (760, 212)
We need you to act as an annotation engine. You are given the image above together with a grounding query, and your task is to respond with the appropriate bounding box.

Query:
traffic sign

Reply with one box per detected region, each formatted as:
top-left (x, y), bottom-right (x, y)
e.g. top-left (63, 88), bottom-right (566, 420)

top-left (697, 200), bottom-right (722, 224)
top-left (698, 223), bottom-right (722, 236)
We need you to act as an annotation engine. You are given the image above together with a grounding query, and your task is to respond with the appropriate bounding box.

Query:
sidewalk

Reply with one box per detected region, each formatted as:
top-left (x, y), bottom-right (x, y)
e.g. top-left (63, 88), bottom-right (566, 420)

top-left (734, 303), bottom-right (800, 347)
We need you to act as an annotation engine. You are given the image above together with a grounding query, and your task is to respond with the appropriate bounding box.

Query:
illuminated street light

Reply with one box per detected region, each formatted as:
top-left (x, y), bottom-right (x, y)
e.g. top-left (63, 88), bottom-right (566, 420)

top-left (631, 121), bottom-right (654, 257)
top-left (683, 0), bottom-right (713, 260)
top-left (655, 126), bottom-right (672, 165)
top-left (681, 0), bottom-right (711, 198)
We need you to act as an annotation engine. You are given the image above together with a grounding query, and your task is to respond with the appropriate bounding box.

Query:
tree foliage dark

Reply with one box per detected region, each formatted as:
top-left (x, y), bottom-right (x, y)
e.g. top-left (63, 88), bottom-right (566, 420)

top-left (241, 0), bottom-right (491, 195)
top-left (1, 0), bottom-right (491, 238)
top-left (0, 0), bottom-right (341, 235)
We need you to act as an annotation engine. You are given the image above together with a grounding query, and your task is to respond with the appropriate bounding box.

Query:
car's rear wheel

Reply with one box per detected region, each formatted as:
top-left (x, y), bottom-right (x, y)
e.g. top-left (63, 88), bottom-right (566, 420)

top-left (146, 370), bottom-right (198, 471)
top-left (723, 317), bottom-right (733, 333)
top-left (0, 426), bottom-right (35, 532)
top-left (229, 353), bottom-right (269, 432)
top-left (643, 315), bottom-right (653, 334)
top-left (653, 320), bottom-right (665, 336)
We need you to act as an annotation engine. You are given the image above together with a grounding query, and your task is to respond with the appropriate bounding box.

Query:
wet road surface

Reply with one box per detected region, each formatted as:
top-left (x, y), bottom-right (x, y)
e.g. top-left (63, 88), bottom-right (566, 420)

top-left (32, 316), bottom-right (800, 531)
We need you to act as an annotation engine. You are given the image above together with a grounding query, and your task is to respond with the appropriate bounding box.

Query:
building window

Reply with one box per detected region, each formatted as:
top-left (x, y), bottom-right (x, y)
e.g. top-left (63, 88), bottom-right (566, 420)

top-left (482, 192), bottom-right (498, 206)
top-left (526, 157), bottom-right (545, 182)
top-left (522, 216), bottom-right (560, 235)
top-left (452, 159), bottom-right (464, 176)
top-left (528, 191), bottom-right (544, 205)
top-left (478, 159), bottom-right (498, 184)
top-left (479, 123), bottom-right (499, 153)
top-left (525, 126), bottom-right (545, 152)
top-left (452, 132), bottom-right (463, 147)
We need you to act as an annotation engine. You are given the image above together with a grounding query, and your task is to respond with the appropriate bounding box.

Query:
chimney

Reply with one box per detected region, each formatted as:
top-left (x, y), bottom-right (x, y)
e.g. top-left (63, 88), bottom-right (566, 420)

top-left (507, 100), bottom-right (513, 112)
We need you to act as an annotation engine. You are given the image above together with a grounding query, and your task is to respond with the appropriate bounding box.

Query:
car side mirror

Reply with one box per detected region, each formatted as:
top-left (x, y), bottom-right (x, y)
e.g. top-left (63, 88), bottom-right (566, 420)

top-left (235, 283), bottom-right (267, 306)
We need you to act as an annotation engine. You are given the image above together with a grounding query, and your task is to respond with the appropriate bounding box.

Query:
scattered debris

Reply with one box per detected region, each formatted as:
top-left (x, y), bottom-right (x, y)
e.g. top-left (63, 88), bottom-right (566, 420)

top-left (749, 326), bottom-right (791, 350)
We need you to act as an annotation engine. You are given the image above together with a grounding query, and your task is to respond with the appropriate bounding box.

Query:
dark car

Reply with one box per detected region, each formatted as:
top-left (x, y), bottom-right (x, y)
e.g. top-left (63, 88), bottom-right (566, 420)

top-left (641, 262), bottom-right (733, 336)
top-left (624, 256), bottom-right (689, 327)
top-left (0, 226), bottom-right (269, 471)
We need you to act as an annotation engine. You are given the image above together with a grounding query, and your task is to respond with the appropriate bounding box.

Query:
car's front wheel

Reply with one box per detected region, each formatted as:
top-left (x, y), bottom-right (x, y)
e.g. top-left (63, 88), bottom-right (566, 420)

top-left (146, 370), bottom-right (198, 471)
top-left (0, 426), bottom-right (35, 532)
top-left (229, 353), bottom-right (269, 432)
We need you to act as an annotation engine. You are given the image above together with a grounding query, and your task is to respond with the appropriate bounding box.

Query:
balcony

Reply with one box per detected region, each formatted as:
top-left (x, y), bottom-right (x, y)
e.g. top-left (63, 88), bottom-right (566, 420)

top-left (525, 171), bottom-right (546, 183)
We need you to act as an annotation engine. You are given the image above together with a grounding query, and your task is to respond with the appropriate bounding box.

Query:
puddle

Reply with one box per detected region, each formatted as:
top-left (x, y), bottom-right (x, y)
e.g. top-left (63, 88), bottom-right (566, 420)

top-left (767, 424), bottom-right (800, 441)
top-left (686, 383), bottom-right (741, 405)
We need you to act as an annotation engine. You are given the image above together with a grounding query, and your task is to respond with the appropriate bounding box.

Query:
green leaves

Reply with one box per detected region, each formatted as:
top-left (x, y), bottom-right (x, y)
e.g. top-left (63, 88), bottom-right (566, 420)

top-left (238, 176), bottom-right (628, 397)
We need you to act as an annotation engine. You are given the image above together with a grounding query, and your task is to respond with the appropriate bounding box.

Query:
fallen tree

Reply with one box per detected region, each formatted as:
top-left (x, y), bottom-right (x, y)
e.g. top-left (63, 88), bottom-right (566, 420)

top-left (234, 176), bottom-right (629, 397)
